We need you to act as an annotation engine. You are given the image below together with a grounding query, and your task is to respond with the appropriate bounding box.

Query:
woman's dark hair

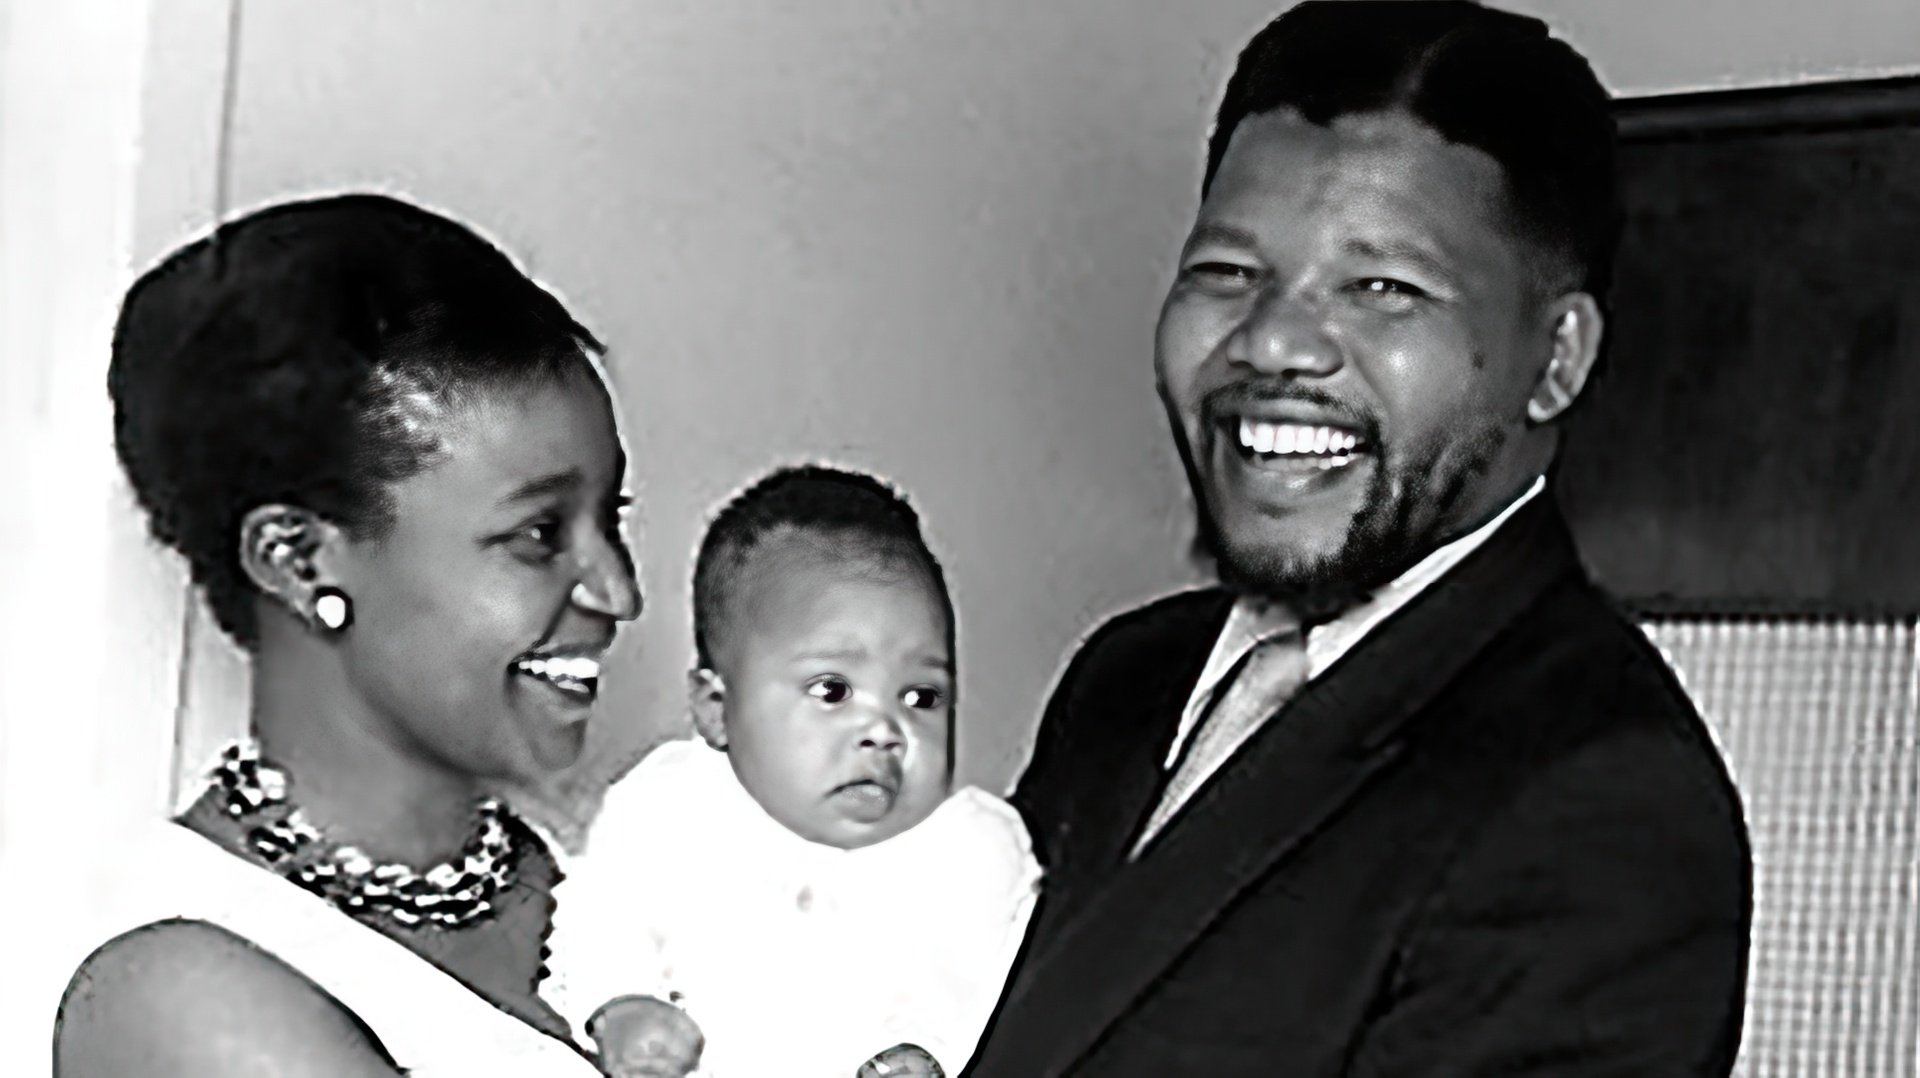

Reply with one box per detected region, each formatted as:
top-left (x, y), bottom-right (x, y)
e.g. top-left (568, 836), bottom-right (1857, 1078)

top-left (691, 464), bottom-right (952, 670)
top-left (109, 193), bottom-right (604, 648)
top-left (1206, 0), bottom-right (1619, 304)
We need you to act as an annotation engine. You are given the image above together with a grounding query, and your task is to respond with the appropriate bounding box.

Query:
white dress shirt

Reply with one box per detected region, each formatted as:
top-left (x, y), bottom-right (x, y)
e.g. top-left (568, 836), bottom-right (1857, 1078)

top-left (1164, 475), bottom-right (1545, 768)
top-left (543, 739), bottom-right (1041, 1078)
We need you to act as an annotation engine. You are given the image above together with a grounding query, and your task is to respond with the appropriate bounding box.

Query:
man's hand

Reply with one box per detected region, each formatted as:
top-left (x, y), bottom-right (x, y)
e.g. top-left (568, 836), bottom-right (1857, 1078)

top-left (855, 1042), bottom-right (946, 1078)
top-left (586, 994), bottom-right (705, 1078)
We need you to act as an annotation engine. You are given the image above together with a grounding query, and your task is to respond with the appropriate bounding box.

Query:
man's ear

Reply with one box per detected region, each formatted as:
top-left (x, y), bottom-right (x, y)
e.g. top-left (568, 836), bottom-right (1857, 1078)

top-left (1526, 291), bottom-right (1604, 424)
top-left (238, 504), bottom-right (345, 625)
top-left (688, 667), bottom-right (728, 749)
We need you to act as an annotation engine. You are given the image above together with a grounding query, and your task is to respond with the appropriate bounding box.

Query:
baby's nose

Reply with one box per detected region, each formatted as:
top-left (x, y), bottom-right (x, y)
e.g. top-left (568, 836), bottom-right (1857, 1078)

top-left (858, 710), bottom-right (907, 753)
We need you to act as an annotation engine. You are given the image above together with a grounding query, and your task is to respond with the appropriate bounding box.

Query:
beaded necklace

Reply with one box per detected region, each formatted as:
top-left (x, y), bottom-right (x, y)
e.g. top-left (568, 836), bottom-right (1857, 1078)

top-left (207, 740), bottom-right (523, 930)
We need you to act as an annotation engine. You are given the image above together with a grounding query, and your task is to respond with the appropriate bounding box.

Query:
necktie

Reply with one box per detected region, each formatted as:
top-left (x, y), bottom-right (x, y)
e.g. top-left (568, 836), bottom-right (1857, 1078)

top-left (1131, 627), bottom-right (1311, 858)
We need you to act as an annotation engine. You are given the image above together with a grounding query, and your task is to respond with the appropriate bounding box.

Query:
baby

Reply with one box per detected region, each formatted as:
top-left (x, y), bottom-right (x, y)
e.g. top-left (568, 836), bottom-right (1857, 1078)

top-left (545, 465), bottom-right (1041, 1078)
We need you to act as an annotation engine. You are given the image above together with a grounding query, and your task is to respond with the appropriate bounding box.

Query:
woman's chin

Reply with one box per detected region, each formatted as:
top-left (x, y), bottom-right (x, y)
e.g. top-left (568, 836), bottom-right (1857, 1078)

top-left (504, 676), bottom-right (597, 775)
top-left (522, 711), bottom-right (592, 775)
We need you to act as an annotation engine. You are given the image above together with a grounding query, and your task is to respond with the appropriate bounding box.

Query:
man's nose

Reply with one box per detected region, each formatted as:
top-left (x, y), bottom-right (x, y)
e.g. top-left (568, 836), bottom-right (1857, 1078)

top-left (1224, 290), bottom-right (1344, 379)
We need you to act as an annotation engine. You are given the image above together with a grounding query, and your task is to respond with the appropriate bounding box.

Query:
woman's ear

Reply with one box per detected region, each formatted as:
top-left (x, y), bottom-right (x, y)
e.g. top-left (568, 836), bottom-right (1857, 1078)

top-left (1526, 292), bottom-right (1604, 425)
top-left (238, 504), bottom-right (344, 628)
top-left (687, 667), bottom-right (728, 749)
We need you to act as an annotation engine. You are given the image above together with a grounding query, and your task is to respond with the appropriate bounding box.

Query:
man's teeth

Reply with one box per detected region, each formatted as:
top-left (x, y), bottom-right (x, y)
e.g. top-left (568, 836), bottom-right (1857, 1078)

top-left (513, 655), bottom-right (601, 685)
top-left (1237, 419), bottom-right (1361, 466)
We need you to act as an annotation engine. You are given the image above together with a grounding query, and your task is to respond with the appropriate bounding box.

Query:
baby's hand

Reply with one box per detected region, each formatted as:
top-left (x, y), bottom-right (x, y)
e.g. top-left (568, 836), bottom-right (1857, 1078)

top-left (855, 1042), bottom-right (946, 1078)
top-left (586, 994), bottom-right (704, 1078)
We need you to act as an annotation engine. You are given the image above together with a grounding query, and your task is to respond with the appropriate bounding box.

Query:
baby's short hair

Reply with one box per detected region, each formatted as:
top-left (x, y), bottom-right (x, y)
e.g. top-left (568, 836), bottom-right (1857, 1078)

top-left (692, 465), bottom-right (952, 669)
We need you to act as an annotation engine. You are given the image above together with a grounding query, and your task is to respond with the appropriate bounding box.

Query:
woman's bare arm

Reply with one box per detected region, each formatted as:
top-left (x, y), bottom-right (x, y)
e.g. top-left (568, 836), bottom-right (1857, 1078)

top-left (56, 919), bottom-right (405, 1077)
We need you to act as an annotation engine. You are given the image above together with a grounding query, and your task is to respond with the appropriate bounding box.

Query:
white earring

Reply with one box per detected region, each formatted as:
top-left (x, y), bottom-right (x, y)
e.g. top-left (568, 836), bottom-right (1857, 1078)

top-left (313, 587), bottom-right (353, 632)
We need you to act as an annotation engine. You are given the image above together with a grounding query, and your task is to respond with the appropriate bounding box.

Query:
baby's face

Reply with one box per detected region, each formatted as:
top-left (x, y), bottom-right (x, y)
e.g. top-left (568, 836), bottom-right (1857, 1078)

top-left (713, 559), bottom-right (953, 849)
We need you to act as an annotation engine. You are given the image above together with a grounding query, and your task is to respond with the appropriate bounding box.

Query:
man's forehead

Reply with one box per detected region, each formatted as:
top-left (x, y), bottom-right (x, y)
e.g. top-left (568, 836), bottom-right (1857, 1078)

top-left (1198, 108), bottom-right (1517, 265)
top-left (1208, 108), bottom-right (1509, 216)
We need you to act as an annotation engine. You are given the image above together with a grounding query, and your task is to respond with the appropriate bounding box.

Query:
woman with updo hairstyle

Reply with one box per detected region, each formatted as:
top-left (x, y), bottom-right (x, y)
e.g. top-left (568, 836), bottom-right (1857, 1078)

top-left (50, 194), bottom-right (639, 1076)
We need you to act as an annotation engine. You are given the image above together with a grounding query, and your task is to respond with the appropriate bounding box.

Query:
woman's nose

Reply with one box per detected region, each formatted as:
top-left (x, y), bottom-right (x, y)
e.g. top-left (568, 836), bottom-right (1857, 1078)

top-left (571, 539), bottom-right (642, 621)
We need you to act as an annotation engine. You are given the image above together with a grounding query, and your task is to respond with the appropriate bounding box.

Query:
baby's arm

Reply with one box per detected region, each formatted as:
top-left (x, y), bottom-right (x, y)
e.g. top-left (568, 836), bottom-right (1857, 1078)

top-left (587, 994), bottom-right (705, 1078)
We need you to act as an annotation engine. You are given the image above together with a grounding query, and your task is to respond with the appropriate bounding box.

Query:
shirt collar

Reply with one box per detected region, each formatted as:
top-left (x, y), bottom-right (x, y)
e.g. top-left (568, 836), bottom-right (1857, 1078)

top-left (1166, 475), bottom-right (1545, 767)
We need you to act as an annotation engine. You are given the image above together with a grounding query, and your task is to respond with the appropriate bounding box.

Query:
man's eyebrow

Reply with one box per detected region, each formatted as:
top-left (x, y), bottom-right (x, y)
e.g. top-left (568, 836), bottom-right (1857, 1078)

top-left (498, 468), bottom-right (583, 507)
top-left (1184, 221), bottom-right (1262, 252)
top-left (1342, 238), bottom-right (1460, 284)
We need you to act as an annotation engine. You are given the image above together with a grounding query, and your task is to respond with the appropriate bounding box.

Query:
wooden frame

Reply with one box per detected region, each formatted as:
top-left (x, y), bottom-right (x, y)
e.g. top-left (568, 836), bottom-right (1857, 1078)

top-left (1557, 76), bottom-right (1920, 619)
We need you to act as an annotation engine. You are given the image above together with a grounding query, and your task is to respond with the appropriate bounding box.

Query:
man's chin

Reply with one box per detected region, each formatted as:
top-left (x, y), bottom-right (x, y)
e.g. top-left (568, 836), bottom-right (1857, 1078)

top-left (1215, 543), bottom-right (1376, 622)
top-left (1209, 510), bottom-right (1425, 622)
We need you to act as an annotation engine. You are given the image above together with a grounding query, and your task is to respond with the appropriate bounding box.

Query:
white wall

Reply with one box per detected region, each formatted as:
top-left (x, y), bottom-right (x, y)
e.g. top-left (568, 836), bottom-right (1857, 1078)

top-left (145, 1), bottom-right (1920, 823)
top-left (0, 0), bottom-right (222, 1065)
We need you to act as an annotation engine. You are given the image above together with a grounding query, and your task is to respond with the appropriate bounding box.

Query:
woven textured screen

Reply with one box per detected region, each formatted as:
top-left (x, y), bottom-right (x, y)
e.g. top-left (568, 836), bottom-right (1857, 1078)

top-left (1641, 618), bottom-right (1918, 1077)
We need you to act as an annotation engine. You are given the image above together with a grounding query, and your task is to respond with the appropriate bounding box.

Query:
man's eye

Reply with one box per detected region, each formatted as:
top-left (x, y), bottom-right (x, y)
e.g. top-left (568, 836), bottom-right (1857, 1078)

top-left (806, 675), bottom-right (853, 706)
top-left (1186, 261), bottom-right (1257, 284)
top-left (901, 686), bottom-right (945, 711)
top-left (1350, 278), bottom-right (1427, 311)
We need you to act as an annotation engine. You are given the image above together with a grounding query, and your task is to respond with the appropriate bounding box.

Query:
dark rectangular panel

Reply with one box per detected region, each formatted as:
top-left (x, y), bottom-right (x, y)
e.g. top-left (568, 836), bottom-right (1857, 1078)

top-left (1558, 77), bottom-right (1920, 616)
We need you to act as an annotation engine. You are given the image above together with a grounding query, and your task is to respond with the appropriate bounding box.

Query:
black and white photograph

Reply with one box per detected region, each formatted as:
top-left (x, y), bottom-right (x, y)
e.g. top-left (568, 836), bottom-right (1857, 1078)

top-left (1, 1), bottom-right (1914, 1075)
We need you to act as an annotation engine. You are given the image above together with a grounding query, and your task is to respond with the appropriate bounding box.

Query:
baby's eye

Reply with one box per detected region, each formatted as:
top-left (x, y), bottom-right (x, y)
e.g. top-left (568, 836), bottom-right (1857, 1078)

top-left (901, 686), bottom-right (945, 710)
top-left (805, 675), bottom-right (853, 706)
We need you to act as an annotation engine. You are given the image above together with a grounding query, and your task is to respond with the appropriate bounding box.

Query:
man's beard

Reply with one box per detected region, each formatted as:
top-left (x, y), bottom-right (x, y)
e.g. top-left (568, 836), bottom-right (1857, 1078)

top-left (1188, 424), bottom-right (1507, 623)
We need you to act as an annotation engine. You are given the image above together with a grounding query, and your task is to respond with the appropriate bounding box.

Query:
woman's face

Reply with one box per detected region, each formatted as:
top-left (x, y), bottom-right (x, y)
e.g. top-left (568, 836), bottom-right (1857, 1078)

top-left (328, 364), bottom-right (641, 787)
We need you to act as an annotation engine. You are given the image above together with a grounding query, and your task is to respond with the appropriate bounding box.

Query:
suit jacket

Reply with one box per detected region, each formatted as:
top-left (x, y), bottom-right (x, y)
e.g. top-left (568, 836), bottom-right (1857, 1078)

top-left (965, 496), bottom-right (1752, 1077)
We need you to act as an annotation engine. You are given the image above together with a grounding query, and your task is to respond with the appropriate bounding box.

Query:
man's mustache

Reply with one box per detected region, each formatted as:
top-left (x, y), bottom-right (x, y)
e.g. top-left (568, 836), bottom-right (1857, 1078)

top-left (1199, 381), bottom-right (1381, 444)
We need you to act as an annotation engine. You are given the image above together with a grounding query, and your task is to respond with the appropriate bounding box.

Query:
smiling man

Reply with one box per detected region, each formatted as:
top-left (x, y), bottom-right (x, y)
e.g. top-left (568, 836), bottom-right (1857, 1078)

top-left (965, 4), bottom-right (1752, 1075)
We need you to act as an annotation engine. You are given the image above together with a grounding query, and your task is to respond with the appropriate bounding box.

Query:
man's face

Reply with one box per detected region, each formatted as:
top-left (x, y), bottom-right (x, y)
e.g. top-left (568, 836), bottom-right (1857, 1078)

top-left (1156, 108), bottom-right (1561, 611)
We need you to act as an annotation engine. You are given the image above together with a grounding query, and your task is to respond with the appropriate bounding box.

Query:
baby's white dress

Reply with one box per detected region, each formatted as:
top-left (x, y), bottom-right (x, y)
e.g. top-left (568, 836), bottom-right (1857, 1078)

top-left (544, 738), bottom-right (1042, 1077)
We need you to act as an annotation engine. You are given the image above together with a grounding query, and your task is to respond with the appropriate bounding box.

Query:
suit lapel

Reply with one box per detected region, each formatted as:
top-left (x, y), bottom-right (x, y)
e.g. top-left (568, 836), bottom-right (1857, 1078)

top-left (1023, 592), bottom-right (1232, 948)
top-left (990, 499), bottom-right (1582, 1076)
top-left (1080, 594), bottom-right (1234, 878)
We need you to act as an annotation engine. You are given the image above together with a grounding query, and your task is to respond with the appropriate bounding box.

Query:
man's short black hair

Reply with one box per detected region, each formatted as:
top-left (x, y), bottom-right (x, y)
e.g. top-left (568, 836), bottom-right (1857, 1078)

top-left (1206, 0), bottom-right (1619, 303)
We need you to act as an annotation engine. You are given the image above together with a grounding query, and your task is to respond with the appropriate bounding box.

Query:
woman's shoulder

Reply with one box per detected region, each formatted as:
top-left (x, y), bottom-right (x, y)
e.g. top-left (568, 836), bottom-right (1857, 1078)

top-left (58, 917), bottom-right (402, 1076)
top-left (36, 817), bottom-right (598, 1077)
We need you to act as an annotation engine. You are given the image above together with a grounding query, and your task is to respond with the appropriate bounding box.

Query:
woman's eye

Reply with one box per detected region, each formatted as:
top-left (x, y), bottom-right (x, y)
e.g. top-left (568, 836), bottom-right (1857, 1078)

top-left (505, 519), bottom-right (563, 561)
top-left (601, 497), bottom-right (635, 543)
top-left (902, 686), bottom-right (945, 711)
top-left (1350, 278), bottom-right (1427, 312)
top-left (806, 675), bottom-right (853, 706)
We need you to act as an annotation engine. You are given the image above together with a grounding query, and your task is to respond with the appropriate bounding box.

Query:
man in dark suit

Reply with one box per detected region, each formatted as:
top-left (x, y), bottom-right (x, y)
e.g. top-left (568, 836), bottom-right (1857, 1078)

top-left (965, 3), bottom-right (1751, 1075)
